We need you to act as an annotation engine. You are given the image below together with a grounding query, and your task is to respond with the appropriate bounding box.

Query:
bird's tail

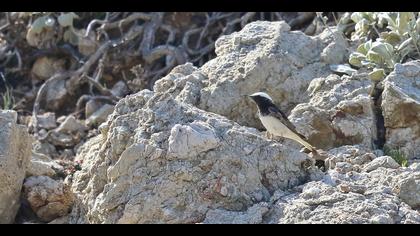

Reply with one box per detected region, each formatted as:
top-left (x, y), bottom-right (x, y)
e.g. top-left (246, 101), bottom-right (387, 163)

top-left (293, 134), bottom-right (317, 154)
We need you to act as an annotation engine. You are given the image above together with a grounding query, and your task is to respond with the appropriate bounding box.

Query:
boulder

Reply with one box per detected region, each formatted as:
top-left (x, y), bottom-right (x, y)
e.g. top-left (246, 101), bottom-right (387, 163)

top-left (26, 152), bottom-right (64, 177)
top-left (23, 176), bottom-right (73, 222)
top-left (30, 112), bottom-right (57, 130)
top-left (363, 156), bottom-right (400, 172)
top-left (198, 21), bottom-right (348, 129)
top-left (268, 146), bottom-right (420, 224)
top-left (69, 67), bottom-right (313, 223)
top-left (289, 74), bottom-right (375, 150)
top-left (0, 110), bottom-right (32, 223)
top-left (381, 61), bottom-right (420, 159)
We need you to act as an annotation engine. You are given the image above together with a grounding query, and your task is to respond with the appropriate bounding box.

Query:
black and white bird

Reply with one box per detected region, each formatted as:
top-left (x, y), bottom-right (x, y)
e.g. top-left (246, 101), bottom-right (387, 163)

top-left (248, 92), bottom-right (317, 154)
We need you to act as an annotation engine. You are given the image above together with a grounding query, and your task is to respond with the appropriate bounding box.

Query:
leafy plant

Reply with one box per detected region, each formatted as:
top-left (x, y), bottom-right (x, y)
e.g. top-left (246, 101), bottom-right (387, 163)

top-left (1, 86), bottom-right (15, 110)
top-left (347, 12), bottom-right (420, 81)
top-left (1, 73), bottom-right (15, 110)
top-left (384, 146), bottom-right (408, 167)
top-left (27, 12), bottom-right (80, 47)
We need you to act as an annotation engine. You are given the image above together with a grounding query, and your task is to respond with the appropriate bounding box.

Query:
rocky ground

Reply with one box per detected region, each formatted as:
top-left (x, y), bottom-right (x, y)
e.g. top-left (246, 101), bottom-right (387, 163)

top-left (0, 13), bottom-right (419, 224)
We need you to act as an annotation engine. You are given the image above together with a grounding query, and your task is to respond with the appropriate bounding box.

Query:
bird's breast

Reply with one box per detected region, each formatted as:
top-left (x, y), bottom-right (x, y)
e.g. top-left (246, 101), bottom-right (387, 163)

top-left (259, 115), bottom-right (290, 137)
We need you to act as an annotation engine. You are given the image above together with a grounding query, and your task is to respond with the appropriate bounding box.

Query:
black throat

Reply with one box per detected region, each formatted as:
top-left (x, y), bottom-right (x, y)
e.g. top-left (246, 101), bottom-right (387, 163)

top-left (252, 96), bottom-right (275, 116)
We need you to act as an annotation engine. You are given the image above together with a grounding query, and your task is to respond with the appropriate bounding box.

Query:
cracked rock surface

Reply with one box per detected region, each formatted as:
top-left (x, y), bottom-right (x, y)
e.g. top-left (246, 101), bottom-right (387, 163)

top-left (63, 21), bottom-right (420, 224)
top-left (0, 110), bottom-right (32, 224)
top-left (69, 67), bottom-right (313, 223)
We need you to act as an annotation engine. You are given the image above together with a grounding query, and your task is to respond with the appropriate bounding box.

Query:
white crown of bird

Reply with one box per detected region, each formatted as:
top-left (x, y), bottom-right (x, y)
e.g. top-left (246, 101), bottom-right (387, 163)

top-left (249, 92), bottom-right (273, 101)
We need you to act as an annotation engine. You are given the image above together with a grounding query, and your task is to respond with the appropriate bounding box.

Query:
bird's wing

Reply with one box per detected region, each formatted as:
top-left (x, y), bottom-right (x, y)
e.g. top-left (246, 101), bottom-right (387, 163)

top-left (267, 106), bottom-right (308, 141)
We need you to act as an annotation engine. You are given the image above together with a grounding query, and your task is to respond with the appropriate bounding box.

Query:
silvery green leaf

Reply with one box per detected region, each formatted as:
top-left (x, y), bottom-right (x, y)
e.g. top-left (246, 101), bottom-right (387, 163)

top-left (396, 12), bottom-right (415, 34)
top-left (398, 37), bottom-right (413, 51)
top-left (368, 68), bottom-right (386, 81)
top-left (416, 18), bottom-right (420, 34)
top-left (378, 15), bottom-right (387, 28)
top-left (351, 12), bottom-right (364, 23)
top-left (380, 12), bottom-right (398, 31)
top-left (361, 59), bottom-right (375, 67)
top-left (355, 19), bottom-right (370, 35)
top-left (399, 45), bottom-right (414, 60)
top-left (330, 64), bottom-right (357, 75)
top-left (367, 51), bottom-right (383, 64)
top-left (30, 16), bottom-right (49, 34)
top-left (337, 12), bottom-right (351, 32)
top-left (370, 41), bottom-right (394, 61)
top-left (349, 52), bottom-right (366, 67)
top-left (380, 32), bottom-right (401, 45)
top-left (357, 43), bottom-right (368, 55)
top-left (364, 40), bottom-right (373, 52)
top-left (363, 12), bottom-right (376, 22)
top-left (58, 12), bottom-right (79, 27)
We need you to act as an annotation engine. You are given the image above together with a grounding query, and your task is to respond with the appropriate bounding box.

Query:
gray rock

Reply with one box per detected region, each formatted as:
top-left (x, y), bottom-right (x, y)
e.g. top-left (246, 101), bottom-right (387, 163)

top-left (85, 100), bottom-right (102, 119)
top-left (111, 81), bottom-right (129, 98)
top-left (31, 56), bottom-right (66, 80)
top-left (203, 202), bottom-right (269, 224)
top-left (274, 165), bottom-right (420, 224)
top-left (45, 79), bottom-right (68, 111)
top-left (395, 174), bottom-right (420, 209)
top-left (33, 140), bottom-right (58, 159)
top-left (382, 61), bottom-right (420, 159)
top-left (289, 74), bottom-right (375, 150)
top-left (323, 145), bottom-right (376, 170)
top-left (56, 115), bottom-right (87, 133)
top-left (86, 104), bottom-right (114, 127)
top-left (198, 21), bottom-right (347, 129)
top-left (363, 156), bottom-right (400, 172)
top-left (26, 152), bottom-right (64, 177)
top-left (69, 76), bottom-right (312, 223)
top-left (31, 112), bottom-right (57, 130)
top-left (23, 176), bottom-right (73, 222)
top-left (48, 215), bottom-right (69, 224)
top-left (0, 110), bottom-right (32, 223)
top-left (34, 115), bottom-right (87, 151)
top-left (59, 21), bottom-right (420, 224)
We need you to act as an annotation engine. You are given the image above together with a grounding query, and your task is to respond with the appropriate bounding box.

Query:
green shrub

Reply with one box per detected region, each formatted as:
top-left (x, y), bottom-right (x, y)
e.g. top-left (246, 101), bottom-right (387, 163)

top-left (346, 12), bottom-right (420, 81)
top-left (384, 146), bottom-right (408, 167)
top-left (1, 86), bottom-right (15, 110)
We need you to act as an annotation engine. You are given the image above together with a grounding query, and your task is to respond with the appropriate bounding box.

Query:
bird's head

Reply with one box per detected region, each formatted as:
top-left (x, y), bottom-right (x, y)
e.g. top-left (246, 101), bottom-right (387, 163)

top-left (247, 92), bottom-right (275, 111)
top-left (248, 92), bottom-right (273, 104)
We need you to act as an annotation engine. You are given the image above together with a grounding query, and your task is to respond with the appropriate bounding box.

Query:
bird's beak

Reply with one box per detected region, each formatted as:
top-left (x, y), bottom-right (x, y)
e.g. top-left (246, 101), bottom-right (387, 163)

top-left (246, 95), bottom-right (256, 102)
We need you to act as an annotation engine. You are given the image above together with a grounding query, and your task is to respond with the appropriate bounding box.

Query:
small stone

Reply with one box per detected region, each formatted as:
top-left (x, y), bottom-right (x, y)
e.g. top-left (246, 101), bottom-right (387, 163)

top-left (396, 176), bottom-right (420, 209)
top-left (56, 116), bottom-right (67, 124)
top-left (111, 81), bottom-right (129, 98)
top-left (58, 149), bottom-right (75, 160)
top-left (220, 186), bottom-right (228, 196)
top-left (33, 140), bottom-right (58, 158)
top-left (31, 112), bottom-right (57, 130)
top-left (85, 100), bottom-right (103, 118)
top-left (56, 115), bottom-right (87, 133)
top-left (363, 156), bottom-right (400, 172)
top-left (78, 33), bottom-right (98, 57)
top-left (31, 56), bottom-right (66, 80)
top-left (45, 79), bottom-right (68, 111)
top-left (86, 104), bottom-right (114, 127)
top-left (338, 184), bottom-right (350, 193)
top-left (23, 176), bottom-right (73, 222)
top-left (26, 152), bottom-right (63, 177)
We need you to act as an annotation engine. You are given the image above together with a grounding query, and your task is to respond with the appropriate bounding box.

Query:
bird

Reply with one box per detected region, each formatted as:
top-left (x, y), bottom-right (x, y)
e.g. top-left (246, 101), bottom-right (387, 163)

top-left (248, 92), bottom-right (317, 154)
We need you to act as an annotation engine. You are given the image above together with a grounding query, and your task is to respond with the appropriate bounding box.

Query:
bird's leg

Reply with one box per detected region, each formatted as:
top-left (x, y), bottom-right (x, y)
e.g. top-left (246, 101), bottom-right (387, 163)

top-left (300, 147), bottom-right (311, 154)
top-left (264, 131), bottom-right (271, 139)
